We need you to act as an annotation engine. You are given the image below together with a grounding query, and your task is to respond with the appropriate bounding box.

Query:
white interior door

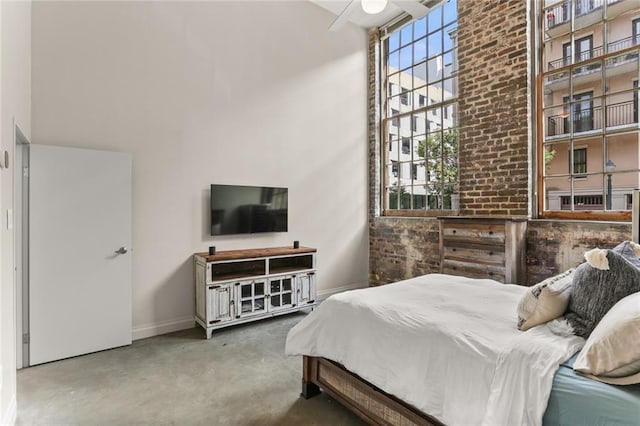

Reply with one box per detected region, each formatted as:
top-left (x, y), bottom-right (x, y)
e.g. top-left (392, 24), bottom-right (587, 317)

top-left (29, 144), bottom-right (132, 365)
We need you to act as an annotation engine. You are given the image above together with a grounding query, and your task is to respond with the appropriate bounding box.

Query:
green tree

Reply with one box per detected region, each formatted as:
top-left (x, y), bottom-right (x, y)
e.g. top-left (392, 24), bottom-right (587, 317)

top-left (388, 185), bottom-right (411, 209)
top-left (417, 129), bottom-right (459, 209)
top-left (545, 147), bottom-right (556, 172)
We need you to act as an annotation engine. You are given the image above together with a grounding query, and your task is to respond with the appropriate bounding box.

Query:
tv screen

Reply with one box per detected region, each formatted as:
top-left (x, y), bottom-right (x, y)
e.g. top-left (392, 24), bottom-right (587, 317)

top-left (211, 184), bottom-right (288, 235)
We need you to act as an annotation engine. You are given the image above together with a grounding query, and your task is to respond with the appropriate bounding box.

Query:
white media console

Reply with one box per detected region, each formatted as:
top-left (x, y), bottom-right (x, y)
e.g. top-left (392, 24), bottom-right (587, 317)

top-left (194, 246), bottom-right (317, 339)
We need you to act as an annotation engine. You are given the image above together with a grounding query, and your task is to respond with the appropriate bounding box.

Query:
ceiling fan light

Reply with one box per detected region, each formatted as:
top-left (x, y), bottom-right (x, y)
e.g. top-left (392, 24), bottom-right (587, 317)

top-left (361, 0), bottom-right (388, 14)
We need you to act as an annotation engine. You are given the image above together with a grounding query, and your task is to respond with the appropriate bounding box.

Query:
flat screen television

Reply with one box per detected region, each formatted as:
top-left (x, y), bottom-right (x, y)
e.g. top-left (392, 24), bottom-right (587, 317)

top-left (211, 184), bottom-right (288, 235)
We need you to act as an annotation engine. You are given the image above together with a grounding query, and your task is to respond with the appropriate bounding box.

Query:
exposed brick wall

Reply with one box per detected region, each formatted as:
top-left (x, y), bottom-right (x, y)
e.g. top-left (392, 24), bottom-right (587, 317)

top-left (369, 217), bottom-right (441, 285)
top-left (457, 0), bottom-right (529, 216)
top-left (368, 28), bottom-right (381, 218)
top-left (526, 220), bottom-right (631, 285)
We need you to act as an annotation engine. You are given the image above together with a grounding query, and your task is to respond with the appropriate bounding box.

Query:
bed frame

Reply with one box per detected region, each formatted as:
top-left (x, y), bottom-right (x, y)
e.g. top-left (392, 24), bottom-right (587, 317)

top-left (301, 355), bottom-right (444, 426)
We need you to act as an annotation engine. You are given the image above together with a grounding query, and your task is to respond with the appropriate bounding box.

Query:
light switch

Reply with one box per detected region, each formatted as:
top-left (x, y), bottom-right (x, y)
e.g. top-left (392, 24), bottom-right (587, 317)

top-left (7, 209), bottom-right (13, 230)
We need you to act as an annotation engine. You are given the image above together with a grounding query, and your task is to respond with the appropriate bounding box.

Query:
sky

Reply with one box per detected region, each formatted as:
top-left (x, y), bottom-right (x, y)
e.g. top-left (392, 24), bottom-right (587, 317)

top-left (387, 0), bottom-right (458, 71)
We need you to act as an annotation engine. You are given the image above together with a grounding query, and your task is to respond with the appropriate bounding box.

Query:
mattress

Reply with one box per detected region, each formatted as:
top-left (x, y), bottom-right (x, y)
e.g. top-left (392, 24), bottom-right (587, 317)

top-left (544, 353), bottom-right (640, 426)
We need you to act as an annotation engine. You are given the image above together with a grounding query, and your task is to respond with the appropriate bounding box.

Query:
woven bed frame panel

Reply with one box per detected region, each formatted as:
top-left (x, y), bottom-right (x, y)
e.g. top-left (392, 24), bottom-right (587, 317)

top-left (303, 356), bottom-right (443, 426)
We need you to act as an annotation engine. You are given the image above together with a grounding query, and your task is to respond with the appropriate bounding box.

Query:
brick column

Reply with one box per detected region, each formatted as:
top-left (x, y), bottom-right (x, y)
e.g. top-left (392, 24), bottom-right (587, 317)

top-left (457, 0), bottom-right (529, 216)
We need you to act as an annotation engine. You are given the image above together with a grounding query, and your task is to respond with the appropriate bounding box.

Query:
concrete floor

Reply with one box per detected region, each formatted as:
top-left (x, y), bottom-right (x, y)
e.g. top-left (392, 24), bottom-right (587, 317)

top-left (17, 312), bottom-right (365, 425)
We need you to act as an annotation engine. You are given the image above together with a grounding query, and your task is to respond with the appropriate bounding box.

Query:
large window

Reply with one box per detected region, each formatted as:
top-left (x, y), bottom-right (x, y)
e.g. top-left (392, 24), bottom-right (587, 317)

top-left (539, 0), bottom-right (640, 219)
top-left (382, 0), bottom-right (458, 213)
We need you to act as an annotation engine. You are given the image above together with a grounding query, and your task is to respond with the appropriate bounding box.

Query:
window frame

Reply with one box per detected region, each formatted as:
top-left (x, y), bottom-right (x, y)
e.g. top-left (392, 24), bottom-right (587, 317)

top-left (536, 1), bottom-right (637, 221)
top-left (380, 0), bottom-right (459, 217)
top-left (569, 145), bottom-right (587, 177)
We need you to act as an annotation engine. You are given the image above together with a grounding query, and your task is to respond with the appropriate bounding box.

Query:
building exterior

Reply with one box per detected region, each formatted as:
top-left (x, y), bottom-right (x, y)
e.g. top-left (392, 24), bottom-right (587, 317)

top-left (386, 61), bottom-right (456, 208)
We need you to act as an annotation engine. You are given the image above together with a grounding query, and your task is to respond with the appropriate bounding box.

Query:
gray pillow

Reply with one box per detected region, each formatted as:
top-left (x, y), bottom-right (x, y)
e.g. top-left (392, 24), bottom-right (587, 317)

top-left (612, 240), bottom-right (640, 269)
top-left (565, 250), bottom-right (640, 338)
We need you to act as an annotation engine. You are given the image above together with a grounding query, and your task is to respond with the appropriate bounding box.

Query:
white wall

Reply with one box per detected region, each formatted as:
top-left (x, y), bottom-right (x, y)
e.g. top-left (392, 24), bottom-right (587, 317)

top-left (1, 0), bottom-right (31, 423)
top-left (32, 1), bottom-right (369, 339)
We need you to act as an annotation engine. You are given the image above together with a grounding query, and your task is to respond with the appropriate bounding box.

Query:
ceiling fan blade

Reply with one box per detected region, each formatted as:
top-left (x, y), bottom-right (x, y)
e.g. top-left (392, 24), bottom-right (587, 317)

top-left (391, 0), bottom-right (430, 19)
top-left (329, 0), bottom-right (359, 32)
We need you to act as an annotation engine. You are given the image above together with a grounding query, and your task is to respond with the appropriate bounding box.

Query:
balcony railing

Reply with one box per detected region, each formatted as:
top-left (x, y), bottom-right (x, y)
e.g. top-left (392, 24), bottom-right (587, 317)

top-left (548, 36), bottom-right (640, 70)
top-left (609, 35), bottom-right (640, 52)
top-left (545, 0), bottom-right (624, 31)
top-left (546, 100), bottom-right (637, 137)
top-left (561, 195), bottom-right (603, 210)
top-left (546, 53), bottom-right (638, 84)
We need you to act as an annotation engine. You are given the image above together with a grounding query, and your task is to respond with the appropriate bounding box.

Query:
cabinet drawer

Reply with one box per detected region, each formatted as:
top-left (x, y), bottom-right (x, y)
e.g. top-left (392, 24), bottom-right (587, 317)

top-left (442, 243), bottom-right (505, 266)
top-left (442, 222), bottom-right (505, 245)
top-left (442, 259), bottom-right (505, 282)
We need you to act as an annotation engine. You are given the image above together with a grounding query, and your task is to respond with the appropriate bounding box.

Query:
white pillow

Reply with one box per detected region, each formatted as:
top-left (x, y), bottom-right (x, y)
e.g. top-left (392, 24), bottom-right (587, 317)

top-left (516, 269), bottom-right (575, 331)
top-left (584, 248), bottom-right (609, 270)
top-left (574, 292), bottom-right (640, 385)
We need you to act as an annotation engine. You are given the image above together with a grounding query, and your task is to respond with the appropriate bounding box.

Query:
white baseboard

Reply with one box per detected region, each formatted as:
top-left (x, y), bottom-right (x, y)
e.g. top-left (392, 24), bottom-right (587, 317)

top-left (2, 394), bottom-right (16, 426)
top-left (132, 316), bottom-right (195, 341)
top-left (317, 282), bottom-right (368, 300)
top-left (131, 284), bottom-right (368, 341)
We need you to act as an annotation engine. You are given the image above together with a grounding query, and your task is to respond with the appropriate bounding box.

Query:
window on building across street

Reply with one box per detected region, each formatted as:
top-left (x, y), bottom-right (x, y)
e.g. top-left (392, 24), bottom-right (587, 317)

top-left (401, 88), bottom-right (411, 105)
top-left (402, 137), bottom-right (411, 154)
top-left (539, 0), bottom-right (639, 219)
top-left (569, 146), bottom-right (587, 176)
top-left (383, 0), bottom-right (458, 213)
top-left (391, 109), bottom-right (400, 127)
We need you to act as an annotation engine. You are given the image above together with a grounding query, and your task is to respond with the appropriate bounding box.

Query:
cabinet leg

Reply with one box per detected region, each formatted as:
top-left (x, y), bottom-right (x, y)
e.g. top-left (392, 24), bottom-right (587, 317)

top-left (206, 328), bottom-right (214, 340)
top-left (301, 380), bottom-right (321, 399)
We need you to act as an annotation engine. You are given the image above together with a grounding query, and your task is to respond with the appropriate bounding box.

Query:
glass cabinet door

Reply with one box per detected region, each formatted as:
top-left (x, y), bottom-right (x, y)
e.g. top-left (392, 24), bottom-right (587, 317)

top-left (236, 280), bottom-right (266, 317)
top-left (269, 276), bottom-right (294, 310)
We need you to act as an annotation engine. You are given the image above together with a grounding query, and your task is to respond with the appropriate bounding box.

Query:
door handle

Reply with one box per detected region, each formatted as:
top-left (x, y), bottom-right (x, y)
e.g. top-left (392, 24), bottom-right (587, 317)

top-left (115, 247), bottom-right (128, 255)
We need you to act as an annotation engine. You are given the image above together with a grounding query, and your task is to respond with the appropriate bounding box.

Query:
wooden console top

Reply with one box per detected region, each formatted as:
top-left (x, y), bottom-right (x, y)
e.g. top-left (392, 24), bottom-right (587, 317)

top-left (195, 246), bottom-right (316, 262)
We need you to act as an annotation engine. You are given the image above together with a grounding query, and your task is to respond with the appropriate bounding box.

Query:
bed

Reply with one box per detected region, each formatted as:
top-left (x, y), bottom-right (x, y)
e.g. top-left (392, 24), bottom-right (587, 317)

top-left (285, 274), bottom-right (640, 426)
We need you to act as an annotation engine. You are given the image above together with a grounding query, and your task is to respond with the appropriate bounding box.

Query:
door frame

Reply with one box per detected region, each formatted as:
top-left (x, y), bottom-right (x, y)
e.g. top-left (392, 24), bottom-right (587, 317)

top-left (13, 122), bottom-right (30, 369)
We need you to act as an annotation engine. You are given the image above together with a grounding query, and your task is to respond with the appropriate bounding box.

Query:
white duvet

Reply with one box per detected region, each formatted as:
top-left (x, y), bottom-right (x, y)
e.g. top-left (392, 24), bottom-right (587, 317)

top-left (285, 274), bottom-right (585, 426)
